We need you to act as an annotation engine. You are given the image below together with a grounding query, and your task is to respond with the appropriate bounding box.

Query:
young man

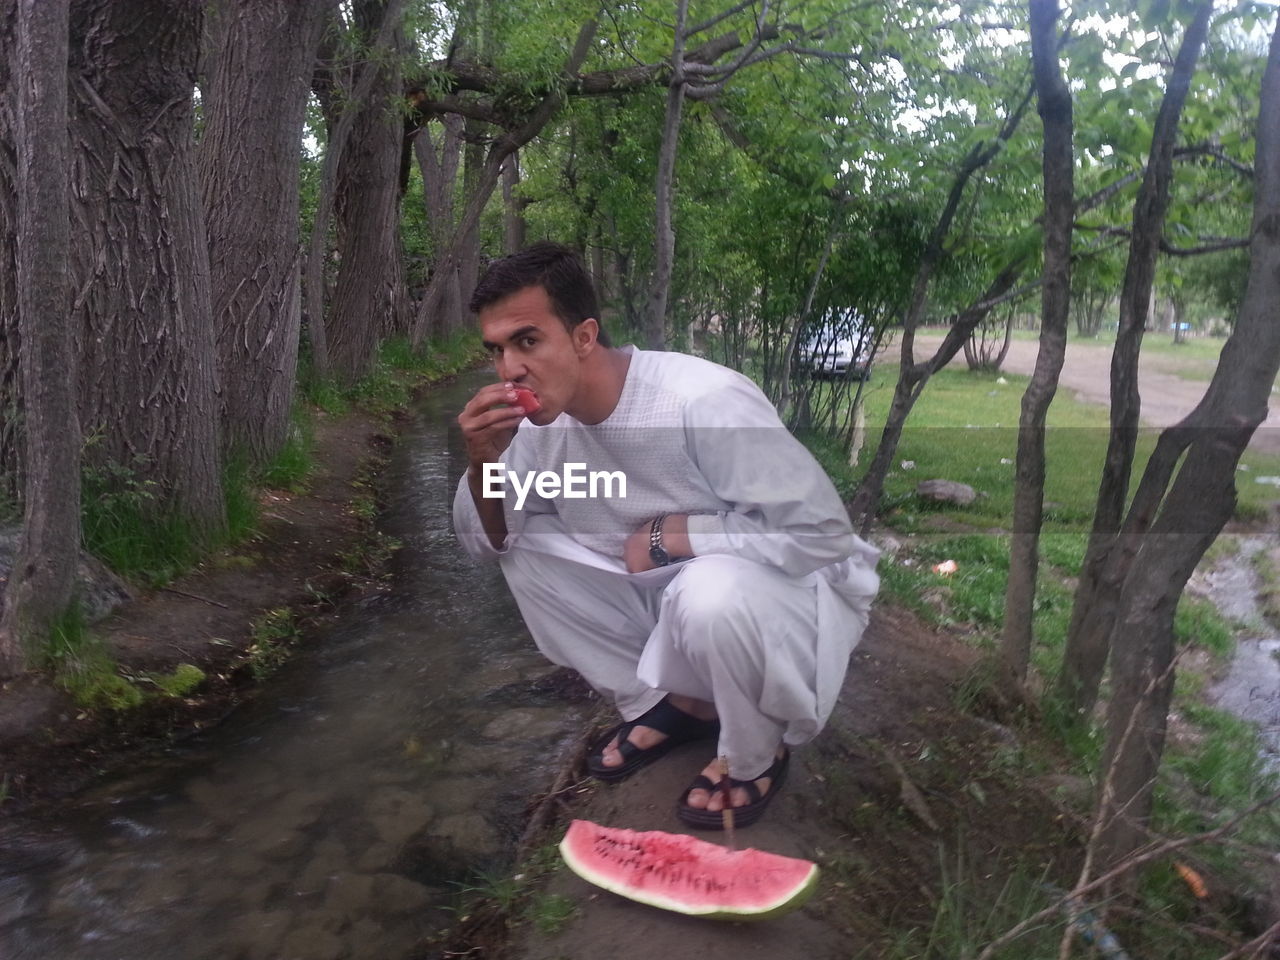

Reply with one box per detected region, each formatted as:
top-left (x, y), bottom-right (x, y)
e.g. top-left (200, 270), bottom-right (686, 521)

top-left (453, 242), bottom-right (879, 828)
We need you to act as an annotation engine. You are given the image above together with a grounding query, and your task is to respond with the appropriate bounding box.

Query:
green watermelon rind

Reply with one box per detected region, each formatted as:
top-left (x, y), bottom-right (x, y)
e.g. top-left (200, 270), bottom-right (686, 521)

top-left (558, 820), bottom-right (819, 921)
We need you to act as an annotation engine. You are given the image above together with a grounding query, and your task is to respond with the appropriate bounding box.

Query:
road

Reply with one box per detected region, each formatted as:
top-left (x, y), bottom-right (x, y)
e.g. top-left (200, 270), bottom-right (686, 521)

top-left (912, 333), bottom-right (1280, 455)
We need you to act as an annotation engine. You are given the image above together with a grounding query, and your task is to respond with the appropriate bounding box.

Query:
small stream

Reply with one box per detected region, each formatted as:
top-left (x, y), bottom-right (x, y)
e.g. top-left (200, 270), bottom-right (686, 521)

top-left (1192, 535), bottom-right (1280, 770)
top-left (0, 372), bottom-right (593, 960)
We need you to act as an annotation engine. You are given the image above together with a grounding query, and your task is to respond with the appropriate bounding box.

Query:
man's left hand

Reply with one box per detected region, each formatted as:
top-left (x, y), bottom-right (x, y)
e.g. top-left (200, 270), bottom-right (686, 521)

top-left (623, 515), bottom-right (694, 573)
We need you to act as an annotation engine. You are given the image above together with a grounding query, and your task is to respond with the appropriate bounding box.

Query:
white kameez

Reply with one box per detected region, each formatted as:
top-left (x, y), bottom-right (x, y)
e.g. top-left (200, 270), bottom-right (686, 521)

top-left (452, 347), bottom-right (880, 780)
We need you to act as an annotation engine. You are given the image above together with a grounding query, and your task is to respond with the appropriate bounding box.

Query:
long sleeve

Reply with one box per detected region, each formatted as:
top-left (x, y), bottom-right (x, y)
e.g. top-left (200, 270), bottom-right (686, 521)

top-left (451, 430), bottom-right (558, 562)
top-left (681, 376), bottom-right (855, 577)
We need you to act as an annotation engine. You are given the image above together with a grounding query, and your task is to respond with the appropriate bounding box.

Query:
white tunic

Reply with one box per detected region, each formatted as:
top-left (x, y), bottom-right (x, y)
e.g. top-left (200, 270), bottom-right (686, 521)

top-left (452, 347), bottom-right (880, 775)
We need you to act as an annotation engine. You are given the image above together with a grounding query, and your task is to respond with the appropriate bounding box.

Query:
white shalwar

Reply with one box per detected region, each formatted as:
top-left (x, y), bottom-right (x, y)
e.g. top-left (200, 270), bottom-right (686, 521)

top-left (453, 346), bottom-right (880, 779)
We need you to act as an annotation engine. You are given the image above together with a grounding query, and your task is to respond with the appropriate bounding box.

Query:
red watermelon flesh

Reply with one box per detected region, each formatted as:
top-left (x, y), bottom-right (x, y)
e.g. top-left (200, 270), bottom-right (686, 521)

top-left (559, 819), bottom-right (818, 920)
top-left (513, 387), bottom-right (541, 414)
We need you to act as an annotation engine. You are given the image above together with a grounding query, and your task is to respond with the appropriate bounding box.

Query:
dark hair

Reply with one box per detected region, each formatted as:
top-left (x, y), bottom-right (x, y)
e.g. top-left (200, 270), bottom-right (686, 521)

top-left (468, 242), bottom-right (610, 347)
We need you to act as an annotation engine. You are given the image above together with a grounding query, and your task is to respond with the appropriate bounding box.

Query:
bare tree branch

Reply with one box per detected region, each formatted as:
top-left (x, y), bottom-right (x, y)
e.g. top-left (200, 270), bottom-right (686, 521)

top-left (975, 787), bottom-right (1280, 960)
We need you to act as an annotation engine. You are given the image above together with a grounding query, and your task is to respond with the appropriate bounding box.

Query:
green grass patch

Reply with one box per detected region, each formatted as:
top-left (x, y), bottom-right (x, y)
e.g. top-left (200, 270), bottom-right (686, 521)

top-left (81, 458), bottom-right (205, 587)
top-left (879, 848), bottom-right (1062, 960)
top-left (260, 407), bottom-right (316, 492)
top-left (1251, 547), bottom-right (1280, 629)
top-left (245, 607), bottom-right (301, 681)
top-left (827, 367), bottom-right (1280, 532)
top-left (147, 662), bottom-right (206, 698)
top-left (39, 606), bottom-right (144, 711)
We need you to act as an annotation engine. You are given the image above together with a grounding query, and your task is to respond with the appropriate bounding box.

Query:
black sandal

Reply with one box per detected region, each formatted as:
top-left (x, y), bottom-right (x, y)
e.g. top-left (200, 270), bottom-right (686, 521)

top-left (676, 747), bottom-right (790, 829)
top-left (586, 697), bottom-right (720, 783)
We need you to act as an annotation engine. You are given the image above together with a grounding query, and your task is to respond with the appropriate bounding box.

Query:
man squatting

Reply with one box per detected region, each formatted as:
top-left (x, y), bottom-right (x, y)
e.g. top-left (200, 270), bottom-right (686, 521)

top-left (453, 243), bottom-right (880, 829)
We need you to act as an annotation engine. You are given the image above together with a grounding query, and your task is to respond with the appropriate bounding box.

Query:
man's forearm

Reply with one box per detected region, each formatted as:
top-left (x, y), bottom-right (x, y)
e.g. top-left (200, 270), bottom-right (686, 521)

top-left (468, 464), bottom-right (509, 551)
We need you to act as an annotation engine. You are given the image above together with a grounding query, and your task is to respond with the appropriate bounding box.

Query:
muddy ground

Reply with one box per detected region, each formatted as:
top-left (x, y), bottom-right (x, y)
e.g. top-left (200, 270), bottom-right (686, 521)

top-left (1, 363), bottom-right (1275, 960)
top-left (494, 605), bottom-right (1087, 960)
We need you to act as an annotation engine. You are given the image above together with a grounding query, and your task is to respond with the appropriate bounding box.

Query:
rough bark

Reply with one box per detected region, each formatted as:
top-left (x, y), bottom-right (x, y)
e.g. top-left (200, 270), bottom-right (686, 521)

top-left (69, 0), bottom-right (225, 538)
top-left (502, 153), bottom-right (526, 254)
top-left (199, 0), bottom-right (332, 467)
top-left (0, 0), bottom-right (80, 678)
top-left (645, 0), bottom-right (691, 351)
top-left (409, 21), bottom-right (598, 347)
top-left (1057, 0), bottom-right (1214, 714)
top-left (328, 0), bottom-right (406, 385)
top-left (0, 0), bottom-right (23, 512)
top-left (302, 0), bottom-right (405, 381)
top-left (412, 113), bottom-right (464, 335)
top-left (1000, 0), bottom-right (1073, 686)
top-left (1096, 18), bottom-right (1280, 866)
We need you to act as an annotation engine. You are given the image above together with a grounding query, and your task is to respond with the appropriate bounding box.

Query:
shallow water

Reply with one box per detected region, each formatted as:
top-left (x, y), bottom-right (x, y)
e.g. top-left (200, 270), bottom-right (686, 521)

top-left (0, 372), bottom-right (592, 960)
top-left (1194, 535), bottom-right (1280, 769)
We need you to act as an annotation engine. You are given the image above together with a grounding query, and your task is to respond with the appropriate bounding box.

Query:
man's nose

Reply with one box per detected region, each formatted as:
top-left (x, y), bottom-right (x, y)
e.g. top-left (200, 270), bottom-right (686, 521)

top-left (495, 353), bottom-right (526, 383)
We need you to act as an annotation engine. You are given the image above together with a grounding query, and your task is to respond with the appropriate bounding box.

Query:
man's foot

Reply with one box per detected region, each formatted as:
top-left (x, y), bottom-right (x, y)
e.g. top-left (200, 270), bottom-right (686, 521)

top-left (586, 695), bottom-right (719, 783)
top-left (676, 747), bottom-right (790, 830)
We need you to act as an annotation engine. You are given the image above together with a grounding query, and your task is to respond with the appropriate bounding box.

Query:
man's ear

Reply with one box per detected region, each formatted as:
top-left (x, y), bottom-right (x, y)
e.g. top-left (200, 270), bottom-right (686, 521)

top-left (573, 318), bottom-right (600, 357)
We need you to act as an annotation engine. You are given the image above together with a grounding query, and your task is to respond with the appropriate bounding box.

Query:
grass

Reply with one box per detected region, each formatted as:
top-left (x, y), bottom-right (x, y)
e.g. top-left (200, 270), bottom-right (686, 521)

top-left (878, 848), bottom-right (1063, 960)
top-left (1251, 546), bottom-right (1280, 629)
top-left (833, 367), bottom-right (1280, 531)
top-left (76, 331), bottom-right (480, 591)
top-left (245, 607), bottom-right (301, 681)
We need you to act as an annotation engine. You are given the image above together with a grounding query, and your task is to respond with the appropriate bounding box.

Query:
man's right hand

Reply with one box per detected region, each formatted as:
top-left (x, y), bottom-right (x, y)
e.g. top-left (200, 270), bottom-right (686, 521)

top-left (457, 382), bottom-right (528, 476)
top-left (458, 383), bottom-right (530, 551)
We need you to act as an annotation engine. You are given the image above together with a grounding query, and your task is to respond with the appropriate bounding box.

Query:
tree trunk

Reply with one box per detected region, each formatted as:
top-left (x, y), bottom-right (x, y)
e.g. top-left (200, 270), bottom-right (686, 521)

top-left (328, 0), bottom-right (406, 384)
top-left (69, 0), bottom-right (225, 539)
top-left (0, 0), bottom-right (22, 513)
top-left (302, 0), bottom-right (405, 382)
top-left (456, 120), bottom-right (484, 324)
top-left (646, 72), bottom-right (688, 350)
top-left (408, 21), bottom-right (598, 348)
top-left (848, 83), bottom-right (1034, 532)
top-left (199, 0), bottom-right (332, 467)
top-left (1000, 0), bottom-right (1073, 686)
top-left (1094, 17), bottom-right (1280, 868)
top-left (0, 0), bottom-right (80, 678)
top-left (849, 261), bottom-right (1025, 534)
top-left (503, 153), bottom-right (525, 254)
top-left (412, 114), bottom-right (464, 336)
top-left (1056, 0), bottom-right (1213, 714)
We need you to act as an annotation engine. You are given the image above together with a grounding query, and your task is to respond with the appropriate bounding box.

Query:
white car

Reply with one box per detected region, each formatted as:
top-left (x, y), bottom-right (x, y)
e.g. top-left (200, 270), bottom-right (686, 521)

top-left (799, 312), bottom-right (872, 379)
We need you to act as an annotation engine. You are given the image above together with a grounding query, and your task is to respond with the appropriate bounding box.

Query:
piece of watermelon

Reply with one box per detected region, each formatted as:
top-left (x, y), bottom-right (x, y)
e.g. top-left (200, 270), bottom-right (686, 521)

top-left (513, 387), bottom-right (541, 414)
top-left (559, 819), bottom-right (818, 921)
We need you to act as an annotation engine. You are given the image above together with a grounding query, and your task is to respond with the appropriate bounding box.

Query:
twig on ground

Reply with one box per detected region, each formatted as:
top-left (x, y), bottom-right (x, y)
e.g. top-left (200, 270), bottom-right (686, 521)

top-left (976, 787), bottom-right (1280, 960)
top-left (159, 586), bottom-right (230, 608)
top-left (516, 720), bottom-right (599, 859)
top-left (875, 741), bottom-right (940, 831)
top-left (1210, 920), bottom-right (1280, 960)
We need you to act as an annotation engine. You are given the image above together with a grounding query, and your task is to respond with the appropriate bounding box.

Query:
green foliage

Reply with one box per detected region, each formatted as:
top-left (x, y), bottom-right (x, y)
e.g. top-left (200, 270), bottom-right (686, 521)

top-left (881, 848), bottom-right (1061, 960)
top-left (261, 407), bottom-right (316, 493)
top-left (39, 606), bottom-right (144, 711)
top-left (1173, 596), bottom-right (1235, 659)
top-left (149, 663), bottom-right (206, 698)
top-left (223, 455), bottom-right (259, 545)
top-left (246, 608), bottom-right (301, 681)
top-left (81, 456), bottom-right (203, 587)
top-left (527, 893), bottom-right (577, 935)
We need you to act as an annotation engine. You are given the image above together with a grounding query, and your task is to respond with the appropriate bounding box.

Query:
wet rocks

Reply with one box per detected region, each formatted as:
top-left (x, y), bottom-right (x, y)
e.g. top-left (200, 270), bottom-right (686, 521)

top-left (0, 528), bottom-right (132, 622)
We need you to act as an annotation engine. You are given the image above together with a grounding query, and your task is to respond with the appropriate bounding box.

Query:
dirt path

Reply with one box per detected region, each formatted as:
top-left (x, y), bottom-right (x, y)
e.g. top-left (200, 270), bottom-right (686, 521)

top-left (509, 606), bottom-right (1076, 960)
top-left (913, 334), bottom-right (1280, 455)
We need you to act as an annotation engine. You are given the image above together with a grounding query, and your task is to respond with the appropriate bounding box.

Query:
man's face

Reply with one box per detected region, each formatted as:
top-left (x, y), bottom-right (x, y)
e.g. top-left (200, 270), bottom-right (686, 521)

top-left (478, 285), bottom-right (593, 425)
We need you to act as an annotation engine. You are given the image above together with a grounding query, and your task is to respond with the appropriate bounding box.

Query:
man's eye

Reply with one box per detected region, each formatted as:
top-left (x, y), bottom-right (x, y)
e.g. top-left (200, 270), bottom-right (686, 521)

top-left (520, 337), bottom-right (537, 348)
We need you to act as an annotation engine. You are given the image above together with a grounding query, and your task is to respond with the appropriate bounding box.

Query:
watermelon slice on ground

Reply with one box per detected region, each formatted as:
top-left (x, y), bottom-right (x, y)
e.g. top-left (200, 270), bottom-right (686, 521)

top-left (559, 819), bottom-right (818, 921)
